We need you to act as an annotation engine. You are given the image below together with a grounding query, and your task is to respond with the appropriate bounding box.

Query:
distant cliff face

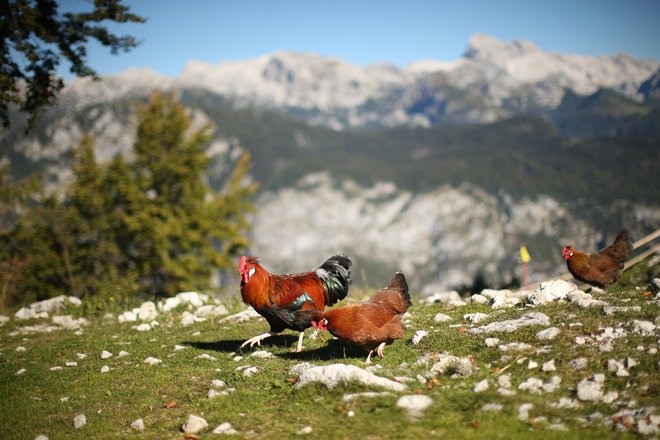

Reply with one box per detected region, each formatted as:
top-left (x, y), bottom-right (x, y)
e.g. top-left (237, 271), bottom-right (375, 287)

top-left (249, 173), bottom-right (612, 291)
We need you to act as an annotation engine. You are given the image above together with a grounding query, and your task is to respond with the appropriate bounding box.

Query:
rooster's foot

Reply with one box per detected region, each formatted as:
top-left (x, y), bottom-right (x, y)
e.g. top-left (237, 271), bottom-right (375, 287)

top-left (376, 342), bottom-right (386, 358)
top-left (240, 332), bottom-right (275, 350)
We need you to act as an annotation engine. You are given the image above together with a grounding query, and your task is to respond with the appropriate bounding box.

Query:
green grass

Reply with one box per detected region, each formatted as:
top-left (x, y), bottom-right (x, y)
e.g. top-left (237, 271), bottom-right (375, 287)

top-left (1, 261), bottom-right (659, 439)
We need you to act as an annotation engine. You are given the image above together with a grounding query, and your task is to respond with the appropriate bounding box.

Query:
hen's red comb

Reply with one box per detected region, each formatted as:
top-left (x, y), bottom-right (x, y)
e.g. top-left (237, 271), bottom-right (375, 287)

top-left (238, 256), bottom-right (247, 272)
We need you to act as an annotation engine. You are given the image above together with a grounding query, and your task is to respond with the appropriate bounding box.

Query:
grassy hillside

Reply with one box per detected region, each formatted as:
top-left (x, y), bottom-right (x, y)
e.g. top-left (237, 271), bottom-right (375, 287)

top-left (1, 257), bottom-right (658, 439)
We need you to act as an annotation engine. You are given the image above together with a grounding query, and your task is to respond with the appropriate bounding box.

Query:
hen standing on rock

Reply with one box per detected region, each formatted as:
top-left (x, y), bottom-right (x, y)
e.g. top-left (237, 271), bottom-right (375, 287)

top-left (295, 272), bottom-right (411, 363)
top-left (238, 254), bottom-right (352, 352)
top-left (562, 229), bottom-right (633, 288)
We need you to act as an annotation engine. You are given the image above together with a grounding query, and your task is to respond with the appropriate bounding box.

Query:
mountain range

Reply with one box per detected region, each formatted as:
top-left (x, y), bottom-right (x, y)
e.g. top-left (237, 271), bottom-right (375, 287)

top-left (2, 33), bottom-right (660, 291)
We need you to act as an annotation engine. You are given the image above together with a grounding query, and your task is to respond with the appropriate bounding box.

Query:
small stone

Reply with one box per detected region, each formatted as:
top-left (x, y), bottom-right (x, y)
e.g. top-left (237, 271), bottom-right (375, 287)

top-left (411, 330), bottom-right (429, 345)
top-left (569, 357), bottom-right (588, 370)
top-left (65, 362), bottom-right (78, 367)
top-left (131, 418), bottom-right (144, 431)
top-left (174, 344), bottom-right (186, 351)
top-left (396, 395), bottom-right (433, 418)
top-left (347, 411), bottom-right (355, 417)
top-left (207, 389), bottom-right (221, 399)
top-left (194, 353), bottom-right (218, 361)
top-left (542, 360), bottom-right (556, 372)
top-left (649, 347), bottom-right (658, 355)
top-left (34, 435), bottom-right (48, 440)
top-left (552, 397), bottom-right (580, 409)
top-left (599, 343), bottom-right (614, 353)
top-left (470, 294), bottom-right (489, 304)
top-left (536, 327), bottom-right (560, 341)
top-left (615, 368), bottom-right (629, 377)
top-left (542, 376), bottom-right (561, 393)
top-left (576, 377), bottom-right (603, 402)
top-left (473, 379), bottom-right (489, 393)
top-left (518, 377), bottom-right (544, 394)
top-left (100, 350), bottom-right (112, 360)
top-left (631, 320), bottom-right (655, 336)
top-left (484, 337), bottom-right (500, 347)
top-left (297, 426), bottom-right (312, 435)
top-left (574, 336), bottom-right (586, 345)
top-left (249, 350), bottom-right (274, 358)
top-left (497, 374), bottom-right (512, 388)
top-left (480, 403), bottom-right (503, 412)
top-left (100, 365), bottom-right (110, 373)
top-left (636, 345), bottom-right (645, 351)
top-left (601, 391), bottom-right (619, 404)
top-left (16, 346), bottom-right (26, 352)
top-left (50, 366), bottom-right (62, 371)
top-left (638, 417), bottom-right (660, 435)
top-left (528, 360), bottom-right (538, 369)
top-left (134, 323), bottom-right (151, 332)
top-left (73, 414), bottom-right (86, 429)
top-left (144, 357), bottom-right (162, 365)
top-left (117, 350), bottom-right (129, 358)
top-left (547, 423), bottom-right (568, 431)
top-left (607, 359), bottom-right (623, 372)
top-left (16, 368), bottom-right (26, 376)
top-left (76, 353), bottom-right (87, 360)
top-left (211, 379), bottom-right (227, 388)
top-left (497, 388), bottom-right (516, 396)
top-left (181, 414), bottom-right (208, 434)
top-left (213, 422), bottom-right (238, 435)
top-left (433, 313), bottom-right (452, 323)
top-left (518, 403), bottom-right (533, 421)
top-left (464, 313), bottom-right (489, 324)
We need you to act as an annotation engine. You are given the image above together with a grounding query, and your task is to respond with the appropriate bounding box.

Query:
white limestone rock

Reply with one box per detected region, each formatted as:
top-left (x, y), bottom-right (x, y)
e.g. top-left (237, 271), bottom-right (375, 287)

top-left (181, 414), bottom-right (208, 434)
top-left (468, 312), bottom-right (550, 334)
top-left (396, 395), bottom-right (433, 418)
top-left (295, 363), bottom-right (406, 391)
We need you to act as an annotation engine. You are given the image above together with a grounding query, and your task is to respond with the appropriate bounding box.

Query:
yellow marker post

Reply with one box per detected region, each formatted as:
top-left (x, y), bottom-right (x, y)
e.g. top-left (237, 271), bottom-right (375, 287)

top-left (520, 245), bottom-right (531, 288)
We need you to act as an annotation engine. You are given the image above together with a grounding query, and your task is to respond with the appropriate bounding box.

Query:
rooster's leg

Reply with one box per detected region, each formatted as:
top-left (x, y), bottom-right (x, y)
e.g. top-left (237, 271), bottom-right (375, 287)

top-left (365, 350), bottom-right (375, 364)
top-left (376, 342), bottom-right (386, 358)
top-left (240, 332), bottom-right (276, 350)
top-left (294, 331), bottom-right (305, 352)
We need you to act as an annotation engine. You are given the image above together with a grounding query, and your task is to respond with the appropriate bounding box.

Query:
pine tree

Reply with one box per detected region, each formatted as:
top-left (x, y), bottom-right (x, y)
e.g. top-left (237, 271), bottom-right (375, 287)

top-left (127, 92), bottom-right (257, 297)
top-left (1, 92), bottom-right (257, 303)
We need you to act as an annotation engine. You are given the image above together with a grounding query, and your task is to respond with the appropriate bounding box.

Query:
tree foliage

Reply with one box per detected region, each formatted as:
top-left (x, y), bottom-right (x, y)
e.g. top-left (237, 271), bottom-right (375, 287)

top-left (1, 93), bottom-right (257, 305)
top-left (0, 0), bottom-right (145, 130)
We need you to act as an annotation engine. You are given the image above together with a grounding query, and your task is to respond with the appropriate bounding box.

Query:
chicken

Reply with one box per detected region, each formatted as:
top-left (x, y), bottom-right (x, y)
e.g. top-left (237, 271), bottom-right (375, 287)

top-left (562, 229), bottom-right (633, 288)
top-left (294, 272), bottom-right (411, 363)
top-left (238, 254), bottom-right (352, 352)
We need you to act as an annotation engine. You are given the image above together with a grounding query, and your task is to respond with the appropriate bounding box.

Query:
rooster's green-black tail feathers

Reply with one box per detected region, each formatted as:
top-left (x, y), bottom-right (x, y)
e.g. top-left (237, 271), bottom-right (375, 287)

top-left (317, 254), bottom-right (352, 306)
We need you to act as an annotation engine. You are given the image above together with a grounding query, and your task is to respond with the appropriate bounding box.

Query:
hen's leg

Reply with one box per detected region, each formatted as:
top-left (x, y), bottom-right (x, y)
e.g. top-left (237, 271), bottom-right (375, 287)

top-left (240, 332), bottom-right (277, 350)
top-left (376, 342), bottom-right (386, 358)
top-left (294, 331), bottom-right (305, 352)
top-left (365, 350), bottom-right (375, 364)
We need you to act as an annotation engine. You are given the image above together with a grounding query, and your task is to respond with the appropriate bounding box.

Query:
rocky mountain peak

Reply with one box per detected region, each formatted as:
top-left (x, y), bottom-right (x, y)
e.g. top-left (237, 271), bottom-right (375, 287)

top-left (464, 32), bottom-right (540, 61)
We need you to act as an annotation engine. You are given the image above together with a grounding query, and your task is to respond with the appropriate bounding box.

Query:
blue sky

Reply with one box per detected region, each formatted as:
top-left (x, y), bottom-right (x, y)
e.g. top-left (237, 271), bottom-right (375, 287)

top-left (58, 0), bottom-right (660, 78)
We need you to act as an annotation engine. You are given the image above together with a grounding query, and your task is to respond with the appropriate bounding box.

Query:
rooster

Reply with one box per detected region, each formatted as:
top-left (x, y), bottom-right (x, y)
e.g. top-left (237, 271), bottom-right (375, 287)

top-left (562, 229), bottom-right (633, 288)
top-left (294, 272), bottom-right (411, 363)
top-left (238, 254), bottom-right (352, 352)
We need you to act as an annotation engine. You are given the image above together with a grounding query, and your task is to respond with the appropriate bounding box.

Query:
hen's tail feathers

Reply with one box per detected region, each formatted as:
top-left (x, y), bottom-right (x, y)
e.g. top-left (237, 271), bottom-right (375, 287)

top-left (607, 229), bottom-right (633, 262)
top-left (389, 271), bottom-right (412, 311)
top-left (371, 272), bottom-right (412, 314)
top-left (317, 254), bottom-right (352, 306)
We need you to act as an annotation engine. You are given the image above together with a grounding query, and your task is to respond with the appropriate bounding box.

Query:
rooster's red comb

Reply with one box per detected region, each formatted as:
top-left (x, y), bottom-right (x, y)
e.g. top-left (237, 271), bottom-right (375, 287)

top-left (238, 256), bottom-right (247, 272)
